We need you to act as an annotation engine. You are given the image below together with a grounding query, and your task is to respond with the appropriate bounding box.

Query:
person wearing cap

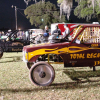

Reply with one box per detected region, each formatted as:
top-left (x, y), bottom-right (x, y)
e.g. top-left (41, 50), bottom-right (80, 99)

top-left (44, 25), bottom-right (49, 33)
top-left (48, 25), bottom-right (61, 43)
top-left (41, 25), bottom-right (49, 43)
top-left (63, 24), bottom-right (70, 38)
top-left (43, 25), bottom-right (49, 37)
top-left (6, 29), bottom-right (12, 36)
top-left (52, 25), bottom-right (61, 37)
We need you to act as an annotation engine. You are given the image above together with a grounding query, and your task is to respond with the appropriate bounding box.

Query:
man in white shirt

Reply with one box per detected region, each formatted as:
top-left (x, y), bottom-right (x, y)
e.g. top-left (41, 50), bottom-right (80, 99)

top-left (63, 24), bottom-right (70, 38)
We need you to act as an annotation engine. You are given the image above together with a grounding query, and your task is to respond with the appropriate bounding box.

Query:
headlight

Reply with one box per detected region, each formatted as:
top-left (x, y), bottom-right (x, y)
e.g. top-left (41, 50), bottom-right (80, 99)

top-left (23, 50), bottom-right (28, 62)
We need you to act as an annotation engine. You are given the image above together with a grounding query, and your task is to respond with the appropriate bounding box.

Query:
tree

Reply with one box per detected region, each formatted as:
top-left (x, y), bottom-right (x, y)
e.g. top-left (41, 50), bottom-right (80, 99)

top-left (24, 0), bottom-right (45, 6)
top-left (24, 1), bottom-right (65, 29)
top-left (57, 0), bottom-right (63, 4)
top-left (74, 0), bottom-right (100, 21)
top-left (24, 0), bottom-right (31, 6)
top-left (57, 0), bottom-right (73, 20)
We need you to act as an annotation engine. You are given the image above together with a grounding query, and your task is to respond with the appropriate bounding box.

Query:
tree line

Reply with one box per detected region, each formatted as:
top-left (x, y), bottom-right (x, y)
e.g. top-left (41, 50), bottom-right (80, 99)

top-left (24, 0), bottom-right (100, 29)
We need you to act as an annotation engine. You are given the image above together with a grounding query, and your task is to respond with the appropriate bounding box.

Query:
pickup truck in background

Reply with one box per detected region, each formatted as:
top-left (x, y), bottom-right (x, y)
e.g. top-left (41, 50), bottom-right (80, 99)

top-left (0, 30), bottom-right (30, 58)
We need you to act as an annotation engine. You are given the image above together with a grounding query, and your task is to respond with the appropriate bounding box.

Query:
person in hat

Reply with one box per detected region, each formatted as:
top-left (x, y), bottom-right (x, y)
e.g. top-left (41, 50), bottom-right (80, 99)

top-left (42, 25), bottom-right (49, 43)
top-left (44, 25), bottom-right (49, 33)
top-left (63, 24), bottom-right (70, 38)
top-left (48, 25), bottom-right (61, 43)
top-left (52, 25), bottom-right (61, 37)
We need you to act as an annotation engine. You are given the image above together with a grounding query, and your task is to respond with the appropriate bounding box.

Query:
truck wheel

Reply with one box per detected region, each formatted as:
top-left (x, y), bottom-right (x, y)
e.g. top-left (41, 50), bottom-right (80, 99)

top-left (0, 48), bottom-right (3, 59)
top-left (29, 61), bottom-right (55, 86)
top-left (26, 62), bottom-right (34, 69)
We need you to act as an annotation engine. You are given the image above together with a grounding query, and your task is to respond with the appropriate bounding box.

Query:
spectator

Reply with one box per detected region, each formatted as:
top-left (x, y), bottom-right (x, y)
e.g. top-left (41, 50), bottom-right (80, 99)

top-left (62, 24), bottom-right (70, 38)
top-left (44, 25), bottom-right (49, 33)
top-left (52, 25), bottom-right (61, 38)
top-left (48, 25), bottom-right (61, 43)
top-left (42, 25), bottom-right (49, 43)
top-left (6, 29), bottom-right (12, 36)
top-left (25, 31), bottom-right (30, 40)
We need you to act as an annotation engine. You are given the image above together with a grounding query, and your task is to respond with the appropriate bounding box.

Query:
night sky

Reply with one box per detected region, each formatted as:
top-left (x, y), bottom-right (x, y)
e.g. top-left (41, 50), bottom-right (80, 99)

top-left (0, 0), bottom-right (98, 30)
top-left (0, 0), bottom-right (58, 30)
top-left (0, 0), bottom-right (35, 30)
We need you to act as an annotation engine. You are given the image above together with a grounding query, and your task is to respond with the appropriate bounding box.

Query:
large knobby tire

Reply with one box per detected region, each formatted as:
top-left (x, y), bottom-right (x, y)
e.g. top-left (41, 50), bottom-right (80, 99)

top-left (29, 61), bottom-right (55, 86)
top-left (0, 47), bottom-right (3, 59)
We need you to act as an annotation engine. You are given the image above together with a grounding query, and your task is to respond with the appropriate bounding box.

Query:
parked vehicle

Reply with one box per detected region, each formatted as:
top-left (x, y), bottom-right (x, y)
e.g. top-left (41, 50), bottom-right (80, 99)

top-left (29, 28), bottom-right (51, 44)
top-left (29, 29), bottom-right (44, 44)
top-left (23, 23), bottom-right (100, 86)
top-left (0, 30), bottom-right (30, 58)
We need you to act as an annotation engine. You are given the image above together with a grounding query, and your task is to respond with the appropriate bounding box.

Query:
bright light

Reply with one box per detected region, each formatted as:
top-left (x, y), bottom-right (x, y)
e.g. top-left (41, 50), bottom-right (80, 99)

top-left (11, 5), bottom-right (13, 8)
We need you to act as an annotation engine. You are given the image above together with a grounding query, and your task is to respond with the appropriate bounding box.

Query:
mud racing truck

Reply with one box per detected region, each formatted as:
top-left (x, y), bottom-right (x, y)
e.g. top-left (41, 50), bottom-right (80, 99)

top-left (0, 30), bottom-right (30, 58)
top-left (23, 24), bottom-right (100, 86)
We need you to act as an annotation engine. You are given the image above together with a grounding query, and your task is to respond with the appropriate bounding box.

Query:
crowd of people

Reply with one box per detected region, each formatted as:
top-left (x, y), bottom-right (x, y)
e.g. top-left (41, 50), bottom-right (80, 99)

top-left (34, 24), bottom-right (70, 44)
top-left (0, 24), bottom-right (70, 44)
top-left (0, 30), bottom-right (30, 41)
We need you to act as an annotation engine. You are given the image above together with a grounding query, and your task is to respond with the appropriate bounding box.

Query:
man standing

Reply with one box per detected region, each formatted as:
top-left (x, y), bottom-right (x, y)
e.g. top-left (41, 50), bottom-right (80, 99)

top-left (42, 25), bottom-right (49, 43)
top-left (44, 25), bottom-right (49, 33)
top-left (63, 24), bottom-right (70, 38)
top-left (52, 25), bottom-right (61, 38)
top-left (48, 25), bottom-right (61, 43)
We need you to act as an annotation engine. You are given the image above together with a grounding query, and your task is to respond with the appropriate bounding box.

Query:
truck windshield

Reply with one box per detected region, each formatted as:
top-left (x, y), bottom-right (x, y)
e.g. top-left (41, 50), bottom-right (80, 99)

top-left (65, 25), bottom-right (84, 42)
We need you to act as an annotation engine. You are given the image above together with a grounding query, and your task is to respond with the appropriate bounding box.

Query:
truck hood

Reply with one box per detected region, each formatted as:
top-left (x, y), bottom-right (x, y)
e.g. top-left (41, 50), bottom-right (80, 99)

top-left (23, 42), bottom-right (69, 53)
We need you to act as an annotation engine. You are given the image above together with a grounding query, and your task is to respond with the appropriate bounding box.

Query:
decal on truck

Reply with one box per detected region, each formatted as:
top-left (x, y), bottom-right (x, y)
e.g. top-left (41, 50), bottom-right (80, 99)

top-left (70, 53), bottom-right (100, 59)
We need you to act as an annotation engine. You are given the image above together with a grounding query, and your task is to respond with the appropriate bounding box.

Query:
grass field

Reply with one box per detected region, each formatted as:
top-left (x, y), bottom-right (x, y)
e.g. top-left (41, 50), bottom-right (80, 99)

top-left (0, 52), bottom-right (100, 100)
